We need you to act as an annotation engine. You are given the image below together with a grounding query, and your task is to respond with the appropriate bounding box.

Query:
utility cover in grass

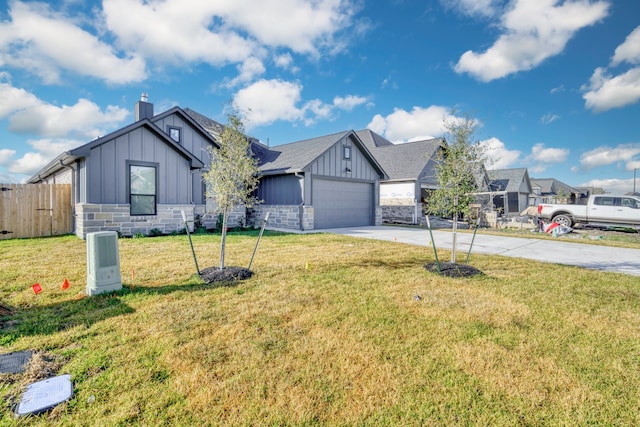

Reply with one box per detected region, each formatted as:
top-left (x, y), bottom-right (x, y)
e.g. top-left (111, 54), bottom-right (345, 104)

top-left (200, 266), bottom-right (253, 284)
top-left (15, 374), bottom-right (73, 417)
top-left (424, 262), bottom-right (483, 277)
top-left (0, 350), bottom-right (33, 374)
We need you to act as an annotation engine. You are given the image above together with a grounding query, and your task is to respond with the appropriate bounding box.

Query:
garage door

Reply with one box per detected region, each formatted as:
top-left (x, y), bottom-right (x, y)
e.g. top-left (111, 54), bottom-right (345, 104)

top-left (313, 179), bottom-right (374, 228)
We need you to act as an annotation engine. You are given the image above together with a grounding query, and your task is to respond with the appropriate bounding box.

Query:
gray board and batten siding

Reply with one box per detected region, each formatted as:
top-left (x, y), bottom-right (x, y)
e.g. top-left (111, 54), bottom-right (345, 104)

top-left (75, 119), bottom-right (204, 206)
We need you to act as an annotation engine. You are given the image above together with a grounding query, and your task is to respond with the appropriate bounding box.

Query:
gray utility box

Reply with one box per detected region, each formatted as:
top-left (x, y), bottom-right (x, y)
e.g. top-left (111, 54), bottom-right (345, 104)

top-left (86, 231), bottom-right (122, 296)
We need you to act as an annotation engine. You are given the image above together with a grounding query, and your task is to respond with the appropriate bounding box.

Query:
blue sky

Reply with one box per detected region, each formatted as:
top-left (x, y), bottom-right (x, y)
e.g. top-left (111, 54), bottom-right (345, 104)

top-left (0, 0), bottom-right (639, 192)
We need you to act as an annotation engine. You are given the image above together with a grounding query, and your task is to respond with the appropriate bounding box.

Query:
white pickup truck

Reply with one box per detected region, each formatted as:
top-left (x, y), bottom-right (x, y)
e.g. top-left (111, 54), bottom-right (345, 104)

top-left (537, 194), bottom-right (640, 230)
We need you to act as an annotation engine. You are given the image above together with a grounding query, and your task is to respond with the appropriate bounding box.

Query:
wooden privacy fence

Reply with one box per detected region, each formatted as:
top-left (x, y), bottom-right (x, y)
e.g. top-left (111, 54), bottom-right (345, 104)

top-left (0, 184), bottom-right (72, 240)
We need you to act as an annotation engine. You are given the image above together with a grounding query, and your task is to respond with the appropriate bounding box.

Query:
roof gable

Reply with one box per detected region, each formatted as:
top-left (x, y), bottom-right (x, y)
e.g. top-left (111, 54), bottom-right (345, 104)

top-left (28, 117), bottom-right (205, 182)
top-left (70, 119), bottom-right (204, 169)
top-left (531, 177), bottom-right (580, 195)
top-left (256, 130), bottom-right (387, 177)
top-left (356, 130), bottom-right (444, 181)
top-left (488, 168), bottom-right (532, 193)
top-left (153, 107), bottom-right (220, 149)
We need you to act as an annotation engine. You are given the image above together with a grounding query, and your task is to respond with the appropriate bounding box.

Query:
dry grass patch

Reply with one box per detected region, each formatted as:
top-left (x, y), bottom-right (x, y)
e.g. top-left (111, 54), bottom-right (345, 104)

top-left (2, 232), bottom-right (640, 425)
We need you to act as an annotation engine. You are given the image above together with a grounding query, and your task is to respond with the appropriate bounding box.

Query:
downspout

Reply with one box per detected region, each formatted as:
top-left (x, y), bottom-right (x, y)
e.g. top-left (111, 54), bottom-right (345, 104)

top-left (295, 172), bottom-right (305, 230)
top-left (59, 160), bottom-right (77, 233)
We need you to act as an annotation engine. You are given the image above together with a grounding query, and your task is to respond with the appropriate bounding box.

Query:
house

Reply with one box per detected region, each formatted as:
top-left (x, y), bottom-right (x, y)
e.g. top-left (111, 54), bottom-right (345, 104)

top-left (357, 130), bottom-right (445, 225)
top-left (248, 131), bottom-right (388, 230)
top-left (530, 178), bottom-right (585, 205)
top-left (183, 110), bottom-right (388, 230)
top-left (28, 95), bottom-right (219, 238)
top-left (486, 168), bottom-right (533, 215)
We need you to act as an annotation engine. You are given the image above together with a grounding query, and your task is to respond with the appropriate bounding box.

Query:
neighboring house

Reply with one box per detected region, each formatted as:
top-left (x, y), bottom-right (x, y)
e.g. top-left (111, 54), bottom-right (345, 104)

top-left (248, 131), bottom-right (388, 230)
top-left (486, 168), bottom-right (533, 215)
top-left (357, 129), bottom-right (445, 225)
top-left (28, 96), bottom-right (219, 238)
top-left (531, 178), bottom-right (585, 205)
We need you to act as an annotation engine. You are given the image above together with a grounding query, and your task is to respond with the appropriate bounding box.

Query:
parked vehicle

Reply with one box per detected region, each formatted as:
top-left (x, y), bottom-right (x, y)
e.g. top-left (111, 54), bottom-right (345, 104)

top-left (537, 194), bottom-right (640, 230)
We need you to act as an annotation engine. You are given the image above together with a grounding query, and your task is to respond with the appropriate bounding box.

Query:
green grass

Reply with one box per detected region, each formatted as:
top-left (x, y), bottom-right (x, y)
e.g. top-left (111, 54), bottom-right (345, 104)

top-left (1, 232), bottom-right (640, 425)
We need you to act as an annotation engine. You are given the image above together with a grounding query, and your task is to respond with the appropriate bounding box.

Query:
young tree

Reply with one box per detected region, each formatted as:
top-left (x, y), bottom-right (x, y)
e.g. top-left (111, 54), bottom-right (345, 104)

top-left (202, 109), bottom-right (260, 270)
top-left (426, 112), bottom-right (486, 263)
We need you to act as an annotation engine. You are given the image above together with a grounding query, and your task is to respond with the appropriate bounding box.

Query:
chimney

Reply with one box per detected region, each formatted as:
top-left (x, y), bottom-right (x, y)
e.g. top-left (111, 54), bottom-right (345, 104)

top-left (134, 92), bottom-right (153, 121)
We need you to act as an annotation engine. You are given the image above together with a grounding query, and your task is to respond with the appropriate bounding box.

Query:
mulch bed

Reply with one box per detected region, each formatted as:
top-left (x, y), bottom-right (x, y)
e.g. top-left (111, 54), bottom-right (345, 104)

top-left (199, 266), bottom-right (253, 284)
top-left (424, 262), bottom-right (483, 277)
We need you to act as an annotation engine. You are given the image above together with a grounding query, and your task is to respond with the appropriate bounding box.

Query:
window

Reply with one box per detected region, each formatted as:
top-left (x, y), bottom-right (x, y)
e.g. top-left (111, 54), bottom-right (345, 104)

top-left (129, 163), bottom-right (157, 215)
top-left (344, 145), bottom-right (351, 160)
top-left (621, 198), bottom-right (638, 208)
top-left (594, 196), bottom-right (614, 206)
top-left (167, 126), bottom-right (181, 143)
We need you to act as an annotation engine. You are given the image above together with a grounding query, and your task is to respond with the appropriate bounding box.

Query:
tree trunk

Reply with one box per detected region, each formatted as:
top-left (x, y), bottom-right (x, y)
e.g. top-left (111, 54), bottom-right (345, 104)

top-left (219, 207), bottom-right (228, 270)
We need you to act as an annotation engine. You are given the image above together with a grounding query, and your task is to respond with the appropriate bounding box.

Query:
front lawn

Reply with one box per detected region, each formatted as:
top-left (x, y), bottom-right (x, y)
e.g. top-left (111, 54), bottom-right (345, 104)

top-left (1, 232), bottom-right (639, 425)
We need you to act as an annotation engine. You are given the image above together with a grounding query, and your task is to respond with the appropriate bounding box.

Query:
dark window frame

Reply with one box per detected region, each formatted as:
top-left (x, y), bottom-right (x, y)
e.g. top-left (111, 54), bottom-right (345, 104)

top-left (127, 161), bottom-right (159, 216)
top-left (343, 145), bottom-right (351, 160)
top-left (167, 125), bottom-right (182, 144)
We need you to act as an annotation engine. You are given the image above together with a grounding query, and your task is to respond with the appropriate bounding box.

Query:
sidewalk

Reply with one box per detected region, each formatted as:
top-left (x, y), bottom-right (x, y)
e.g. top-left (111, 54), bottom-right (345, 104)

top-left (317, 225), bottom-right (640, 276)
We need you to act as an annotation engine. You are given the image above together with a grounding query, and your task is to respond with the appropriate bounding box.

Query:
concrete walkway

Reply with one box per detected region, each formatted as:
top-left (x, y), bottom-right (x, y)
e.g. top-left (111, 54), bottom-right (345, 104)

top-left (314, 225), bottom-right (640, 277)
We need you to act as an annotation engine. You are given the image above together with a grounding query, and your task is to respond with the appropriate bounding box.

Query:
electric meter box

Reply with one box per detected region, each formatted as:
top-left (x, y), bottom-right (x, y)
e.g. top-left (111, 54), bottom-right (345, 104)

top-left (86, 231), bottom-right (122, 296)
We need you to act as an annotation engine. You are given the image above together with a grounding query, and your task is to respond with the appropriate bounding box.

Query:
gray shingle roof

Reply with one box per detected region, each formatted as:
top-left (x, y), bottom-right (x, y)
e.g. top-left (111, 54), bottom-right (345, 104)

top-left (531, 178), bottom-right (580, 195)
top-left (356, 129), bottom-right (443, 182)
top-left (254, 130), bottom-right (356, 174)
top-left (488, 168), bottom-right (531, 193)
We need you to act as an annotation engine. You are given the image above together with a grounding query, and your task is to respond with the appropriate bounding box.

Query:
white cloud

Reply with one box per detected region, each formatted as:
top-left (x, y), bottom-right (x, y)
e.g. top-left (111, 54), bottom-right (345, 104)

top-left (1, 0), bottom-right (359, 88)
top-left (530, 142), bottom-right (569, 163)
top-left (455, 0), bottom-right (610, 82)
top-left (480, 137), bottom-right (521, 169)
top-left (103, 0), bottom-right (357, 65)
top-left (274, 53), bottom-right (293, 69)
top-left (582, 67), bottom-right (640, 112)
top-left (0, 1), bottom-right (146, 84)
top-left (578, 144), bottom-right (640, 170)
top-left (366, 105), bottom-right (461, 143)
top-left (0, 148), bottom-right (16, 165)
top-left (7, 138), bottom-right (84, 176)
top-left (333, 95), bottom-right (369, 111)
top-left (583, 26), bottom-right (640, 111)
top-left (612, 26), bottom-right (640, 66)
top-left (7, 152), bottom-right (48, 176)
top-left (550, 85), bottom-right (565, 94)
top-left (0, 81), bottom-right (41, 118)
top-left (102, 0), bottom-right (256, 66)
top-left (8, 98), bottom-right (129, 139)
top-left (442, 0), bottom-right (500, 18)
top-left (222, 57), bottom-right (266, 88)
top-left (0, 80), bottom-right (129, 139)
top-left (233, 79), bottom-right (368, 128)
top-left (233, 79), bottom-right (304, 127)
top-left (540, 113), bottom-right (560, 124)
top-left (578, 178), bottom-right (635, 194)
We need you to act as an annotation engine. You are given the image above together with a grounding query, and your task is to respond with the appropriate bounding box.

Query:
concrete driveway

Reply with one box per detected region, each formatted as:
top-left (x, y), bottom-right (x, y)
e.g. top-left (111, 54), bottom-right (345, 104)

top-left (318, 225), bottom-right (640, 277)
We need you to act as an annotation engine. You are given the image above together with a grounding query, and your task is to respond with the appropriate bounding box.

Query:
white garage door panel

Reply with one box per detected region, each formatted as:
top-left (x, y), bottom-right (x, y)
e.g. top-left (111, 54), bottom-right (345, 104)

top-left (313, 179), bottom-right (373, 228)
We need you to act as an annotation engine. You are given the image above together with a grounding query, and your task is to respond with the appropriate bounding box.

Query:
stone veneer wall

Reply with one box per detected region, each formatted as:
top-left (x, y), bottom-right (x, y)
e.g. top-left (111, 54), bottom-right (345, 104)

top-left (75, 203), bottom-right (249, 238)
top-left (75, 204), bottom-right (202, 238)
top-left (249, 204), bottom-right (382, 230)
top-left (381, 204), bottom-right (423, 225)
top-left (248, 205), bottom-right (315, 231)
